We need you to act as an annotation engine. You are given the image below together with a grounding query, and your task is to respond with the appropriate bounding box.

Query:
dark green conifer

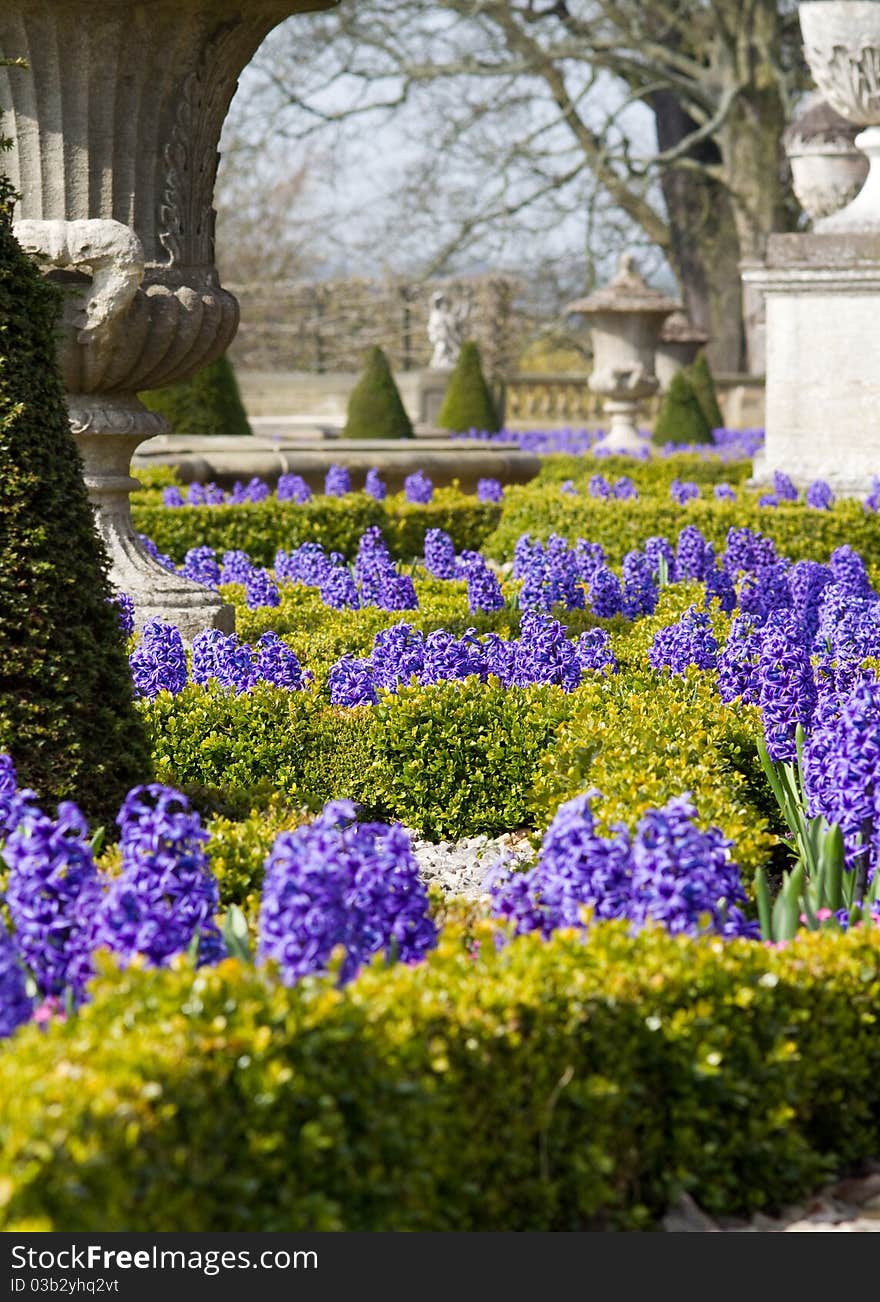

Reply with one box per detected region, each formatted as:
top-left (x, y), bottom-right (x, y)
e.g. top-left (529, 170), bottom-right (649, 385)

top-left (141, 354), bottom-right (252, 437)
top-left (343, 346), bottom-right (414, 439)
top-left (436, 340), bottom-right (500, 434)
top-left (652, 369), bottom-right (713, 445)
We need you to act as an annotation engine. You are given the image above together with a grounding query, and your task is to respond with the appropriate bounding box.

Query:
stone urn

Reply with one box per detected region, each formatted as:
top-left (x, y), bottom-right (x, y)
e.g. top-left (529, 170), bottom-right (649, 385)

top-left (654, 311), bottom-right (710, 389)
top-left (0, 0), bottom-right (335, 638)
top-left (566, 253), bottom-right (678, 452)
top-left (799, 1), bottom-right (880, 232)
top-left (783, 93), bottom-right (870, 222)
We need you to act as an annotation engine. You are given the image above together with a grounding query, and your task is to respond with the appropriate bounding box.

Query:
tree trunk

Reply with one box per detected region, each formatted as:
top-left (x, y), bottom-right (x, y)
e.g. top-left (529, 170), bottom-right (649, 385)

top-left (650, 89), bottom-right (746, 372)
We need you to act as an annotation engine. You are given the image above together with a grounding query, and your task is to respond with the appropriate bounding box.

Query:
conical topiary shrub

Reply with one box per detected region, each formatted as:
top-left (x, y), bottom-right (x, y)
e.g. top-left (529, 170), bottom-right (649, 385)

top-left (686, 350), bottom-right (724, 431)
top-left (0, 126), bottom-right (152, 826)
top-left (141, 353), bottom-right (252, 437)
top-left (651, 369), bottom-right (713, 445)
top-left (343, 346), bottom-right (414, 440)
top-left (436, 340), bottom-right (500, 433)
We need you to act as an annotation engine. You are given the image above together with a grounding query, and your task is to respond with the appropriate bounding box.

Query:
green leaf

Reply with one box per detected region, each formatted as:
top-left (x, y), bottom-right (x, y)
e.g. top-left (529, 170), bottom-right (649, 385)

top-left (755, 867), bottom-right (773, 941)
top-left (222, 906), bottom-right (252, 963)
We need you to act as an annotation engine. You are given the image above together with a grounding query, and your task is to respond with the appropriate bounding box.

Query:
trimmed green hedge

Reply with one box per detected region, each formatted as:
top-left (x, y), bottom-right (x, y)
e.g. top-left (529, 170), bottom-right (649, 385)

top-left (132, 490), bottom-right (501, 566)
top-left (485, 490), bottom-right (880, 567)
top-left (3, 924), bottom-right (880, 1230)
top-left (533, 452), bottom-right (753, 489)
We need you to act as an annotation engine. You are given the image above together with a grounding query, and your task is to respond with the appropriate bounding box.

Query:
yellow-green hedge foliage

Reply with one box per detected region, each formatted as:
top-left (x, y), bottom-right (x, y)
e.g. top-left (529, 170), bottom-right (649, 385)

top-left (3, 924), bottom-right (880, 1230)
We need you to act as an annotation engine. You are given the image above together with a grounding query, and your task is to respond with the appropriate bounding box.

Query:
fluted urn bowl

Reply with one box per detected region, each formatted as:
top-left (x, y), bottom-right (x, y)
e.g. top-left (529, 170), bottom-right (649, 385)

top-left (799, 1), bottom-right (880, 230)
top-left (0, 0), bottom-right (337, 636)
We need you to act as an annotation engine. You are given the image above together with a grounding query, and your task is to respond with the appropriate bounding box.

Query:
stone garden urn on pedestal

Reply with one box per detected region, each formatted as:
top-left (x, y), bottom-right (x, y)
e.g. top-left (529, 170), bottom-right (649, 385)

top-left (799, 2), bottom-right (880, 232)
top-left (654, 311), bottom-right (710, 390)
top-left (0, 0), bottom-right (335, 638)
top-left (567, 253), bottom-right (678, 453)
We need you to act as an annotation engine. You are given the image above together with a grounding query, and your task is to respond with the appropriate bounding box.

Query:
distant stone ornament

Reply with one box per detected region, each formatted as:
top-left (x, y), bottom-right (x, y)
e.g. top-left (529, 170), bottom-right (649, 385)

top-left (783, 93), bottom-right (870, 222)
top-left (427, 290), bottom-right (470, 370)
top-left (567, 252), bottom-right (679, 452)
top-left (655, 311), bottom-right (710, 389)
top-left (0, 0), bottom-right (336, 639)
top-left (799, 2), bottom-right (880, 231)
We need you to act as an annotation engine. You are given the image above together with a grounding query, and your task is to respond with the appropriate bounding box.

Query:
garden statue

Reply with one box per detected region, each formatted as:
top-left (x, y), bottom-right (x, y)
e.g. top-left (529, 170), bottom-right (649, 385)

top-left (427, 290), bottom-right (470, 370)
top-left (0, 0), bottom-right (336, 639)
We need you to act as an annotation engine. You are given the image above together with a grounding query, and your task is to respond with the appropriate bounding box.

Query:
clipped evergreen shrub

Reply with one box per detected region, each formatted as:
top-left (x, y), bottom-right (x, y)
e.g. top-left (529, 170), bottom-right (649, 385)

top-left (0, 131), bottom-right (151, 823)
top-left (436, 340), bottom-right (501, 433)
top-left (652, 369), bottom-right (713, 446)
top-left (687, 350), bottom-right (724, 430)
top-left (343, 346), bottom-right (413, 440)
top-left (3, 925), bottom-right (880, 1230)
top-left (141, 353), bottom-right (252, 437)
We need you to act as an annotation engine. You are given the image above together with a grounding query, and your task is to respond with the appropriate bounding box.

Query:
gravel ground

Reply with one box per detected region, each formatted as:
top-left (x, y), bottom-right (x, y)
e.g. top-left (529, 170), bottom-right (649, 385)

top-left (408, 829), bottom-right (535, 899)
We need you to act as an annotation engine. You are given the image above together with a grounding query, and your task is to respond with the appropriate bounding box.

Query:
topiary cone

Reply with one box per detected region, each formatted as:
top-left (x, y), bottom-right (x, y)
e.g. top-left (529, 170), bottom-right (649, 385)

top-left (0, 128), bottom-right (152, 825)
top-left (651, 369), bottom-right (713, 445)
top-left (343, 346), bottom-right (414, 440)
top-left (436, 340), bottom-right (500, 434)
top-left (141, 353), bottom-right (252, 437)
top-left (686, 351), bottom-right (724, 431)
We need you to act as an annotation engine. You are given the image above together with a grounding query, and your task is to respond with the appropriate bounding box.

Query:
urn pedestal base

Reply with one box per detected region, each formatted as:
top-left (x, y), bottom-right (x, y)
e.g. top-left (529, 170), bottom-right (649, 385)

top-left (69, 395), bottom-right (235, 640)
top-left (742, 232), bottom-right (880, 493)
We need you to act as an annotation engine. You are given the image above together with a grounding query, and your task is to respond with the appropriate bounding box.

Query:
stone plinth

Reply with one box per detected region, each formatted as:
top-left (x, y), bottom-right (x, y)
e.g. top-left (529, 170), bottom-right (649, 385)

top-left (742, 232), bottom-right (880, 491)
top-left (416, 369), bottom-right (452, 427)
top-left (132, 435), bottom-right (541, 496)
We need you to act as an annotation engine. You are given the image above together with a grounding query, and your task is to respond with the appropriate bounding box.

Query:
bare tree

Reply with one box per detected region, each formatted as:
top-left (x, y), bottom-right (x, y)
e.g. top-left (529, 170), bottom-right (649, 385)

top-left (226, 0), bottom-right (807, 370)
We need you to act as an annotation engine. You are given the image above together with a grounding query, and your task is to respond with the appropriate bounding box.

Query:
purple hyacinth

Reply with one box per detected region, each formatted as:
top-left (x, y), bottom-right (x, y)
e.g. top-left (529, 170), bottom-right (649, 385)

top-left (714, 483), bottom-right (736, 501)
top-left (574, 539), bottom-right (606, 582)
top-left (0, 924), bottom-right (32, 1039)
top-left (588, 566), bottom-right (624, 618)
top-left (676, 525), bottom-right (715, 582)
top-left (162, 486), bottom-right (185, 508)
top-left (622, 550), bottom-right (658, 618)
top-left (3, 801), bottom-right (103, 1001)
top-left (560, 479), bottom-right (579, 496)
top-left (757, 611), bottom-right (817, 762)
top-left (722, 527), bottom-right (777, 579)
top-left (830, 545), bottom-right (874, 599)
top-left (364, 467), bottom-right (387, 501)
top-left (612, 476), bottom-right (638, 500)
top-left (376, 572), bottom-right (419, 611)
top-left (717, 614), bottom-right (764, 706)
top-left (574, 628), bottom-right (618, 675)
top-left (758, 493), bottom-right (779, 509)
top-left (457, 551), bottom-right (505, 613)
top-left (704, 565), bottom-right (737, 615)
top-left (229, 477), bottom-right (270, 504)
top-left (424, 528), bottom-right (457, 579)
top-left (245, 568), bottom-right (281, 610)
top-left (255, 632), bottom-right (310, 690)
top-left (649, 604), bottom-right (718, 675)
top-left (108, 592), bottom-right (135, 638)
top-left (644, 536), bottom-right (677, 585)
top-left (274, 542), bottom-right (329, 587)
top-left (276, 473), bottom-right (312, 503)
top-left (94, 785), bottom-right (225, 969)
top-left (773, 470), bottom-right (799, 502)
top-left (789, 560), bottom-right (832, 644)
top-left (739, 560), bottom-right (793, 622)
top-left (191, 629), bottom-right (259, 694)
top-left (220, 549), bottom-right (254, 585)
top-left (806, 480), bottom-right (835, 510)
top-left (514, 612), bottom-right (583, 692)
top-left (181, 546), bottom-right (221, 589)
top-left (319, 564), bottom-right (361, 611)
top-left (864, 477), bottom-right (880, 513)
top-left (130, 619), bottom-right (188, 699)
top-left (477, 477), bottom-right (504, 503)
top-left (257, 801), bottom-right (437, 985)
top-left (588, 474), bottom-right (610, 499)
top-left (328, 656), bottom-right (379, 707)
top-left (490, 792), bottom-right (754, 941)
top-left (404, 470), bottom-right (434, 504)
top-left (325, 464), bottom-right (351, 497)
top-left (804, 678), bottom-right (880, 882)
top-left (670, 479), bottom-right (700, 506)
top-left (185, 483), bottom-right (207, 506)
top-left (354, 527), bottom-right (394, 605)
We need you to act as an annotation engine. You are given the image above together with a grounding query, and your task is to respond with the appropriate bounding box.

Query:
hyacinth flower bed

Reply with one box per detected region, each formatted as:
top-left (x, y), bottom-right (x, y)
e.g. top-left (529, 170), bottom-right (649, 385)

top-left (6, 449), bottom-right (880, 1230)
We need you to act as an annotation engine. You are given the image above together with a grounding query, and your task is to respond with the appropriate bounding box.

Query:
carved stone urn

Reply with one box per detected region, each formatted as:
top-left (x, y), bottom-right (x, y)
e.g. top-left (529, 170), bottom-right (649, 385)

top-left (654, 311), bottom-right (710, 390)
top-left (567, 253), bottom-right (678, 452)
top-left (783, 93), bottom-right (870, 223)
top-left (799, 2), bottom-right (880, 232)
top-left (0, 0), bottom-right (335, 638)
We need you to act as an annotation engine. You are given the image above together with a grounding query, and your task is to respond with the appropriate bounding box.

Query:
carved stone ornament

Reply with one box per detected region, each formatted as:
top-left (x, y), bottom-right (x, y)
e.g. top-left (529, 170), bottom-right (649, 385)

top-left (799, 2), bottom-right (880, 231)
top-left (0, 0), bottom-right (337, 638)
top-left (783, 92), bottom-right (870, 221)
top-left (567, 252), bottom-right (678, 451)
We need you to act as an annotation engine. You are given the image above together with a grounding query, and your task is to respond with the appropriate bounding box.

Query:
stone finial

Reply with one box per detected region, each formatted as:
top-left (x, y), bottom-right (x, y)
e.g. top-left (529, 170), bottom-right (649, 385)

top-left (566, 251), bottom-right (680, 316)
top-left (659, 310), bottom-right (710, 346)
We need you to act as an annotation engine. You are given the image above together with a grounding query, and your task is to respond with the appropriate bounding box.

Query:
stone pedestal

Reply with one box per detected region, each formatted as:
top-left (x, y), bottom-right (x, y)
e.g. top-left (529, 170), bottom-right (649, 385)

top-left (742, 232), bottom-right (880, 491)
top-left (417, 369), bottom-right (452, 428)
